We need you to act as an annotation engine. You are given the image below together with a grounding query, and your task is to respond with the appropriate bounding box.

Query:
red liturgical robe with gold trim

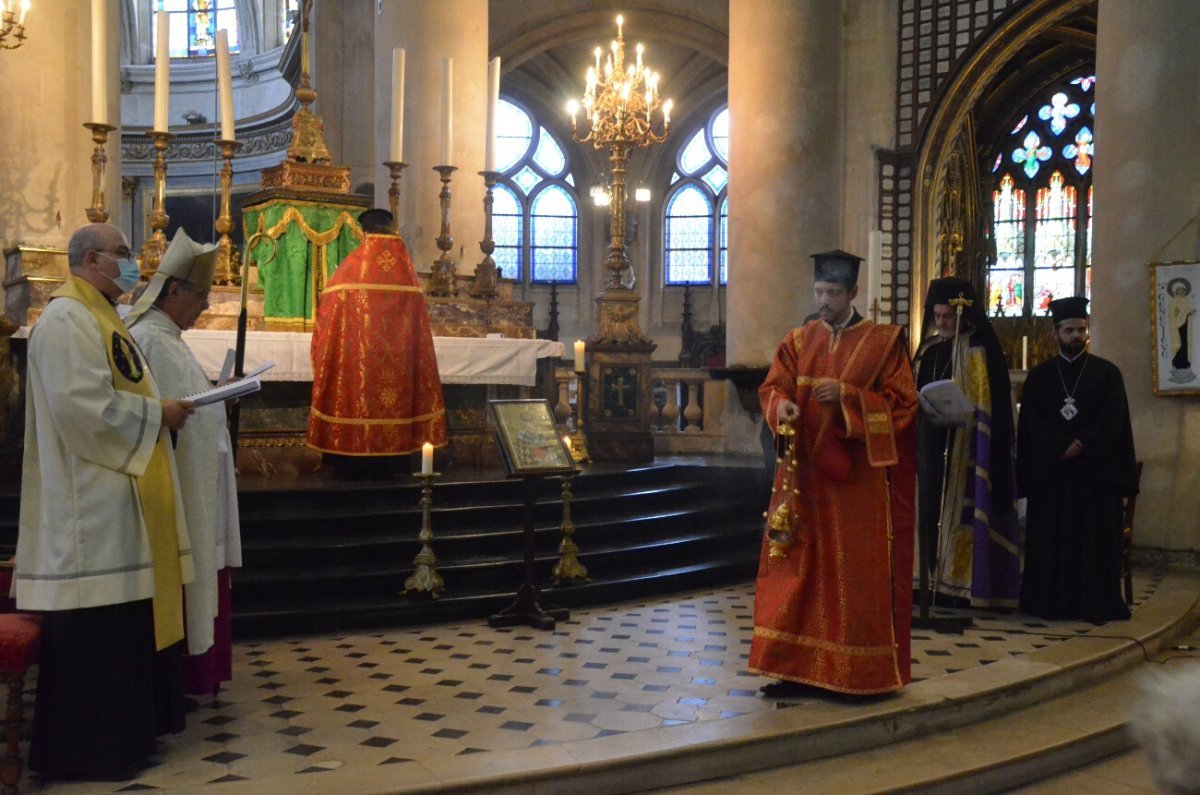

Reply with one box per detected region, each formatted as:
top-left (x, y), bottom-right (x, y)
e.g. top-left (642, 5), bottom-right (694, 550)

top-left (750, 316), bottom-right (918, 695)
top-left (308, 233), bottom-right (447, 456)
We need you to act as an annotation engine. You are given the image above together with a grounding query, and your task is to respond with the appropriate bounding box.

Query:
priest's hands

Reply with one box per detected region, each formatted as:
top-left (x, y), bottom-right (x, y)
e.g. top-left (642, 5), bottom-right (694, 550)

top-left (812, 379), bottom-right (842, 405)
top-left (161, 399), bottom-right (196, 432)
top-left (776, 400), bottom-right (800, 424)
top-left (1061, 439), bottom-right (1083, 460)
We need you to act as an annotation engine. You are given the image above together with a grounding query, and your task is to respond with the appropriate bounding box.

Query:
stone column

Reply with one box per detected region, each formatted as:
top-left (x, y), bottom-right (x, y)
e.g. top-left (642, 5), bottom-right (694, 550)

top-left (1093, 0), bottom-right (1200, 552)
top-left (313, 0), bottom-right (375, 191)
top-left (0, 0), bottom-right (122, 249)
top-left (374, 0), bottom-right (488, 274)
top-left (726, 0), bottom-right (844, 366)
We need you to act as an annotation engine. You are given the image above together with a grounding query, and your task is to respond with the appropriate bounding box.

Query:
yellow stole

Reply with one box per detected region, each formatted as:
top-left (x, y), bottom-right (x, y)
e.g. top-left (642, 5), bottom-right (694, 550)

top-left (51, 278), bottom-right (186, 651)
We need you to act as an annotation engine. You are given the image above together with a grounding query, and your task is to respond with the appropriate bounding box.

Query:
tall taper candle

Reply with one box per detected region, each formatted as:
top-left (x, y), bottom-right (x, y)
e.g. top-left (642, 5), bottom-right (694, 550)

top-left (153, 9), bottom-right (170, 132)
top-left (91, 0), bottom-right (108, 125)
top-left (440, 57), bottom-right (453, 166)
top-left (216, 29), bottom-right (235, 141)
top-left (484, 57), bottom-right (500, 172)
top-left (390, 48), bottom-right (405, 161)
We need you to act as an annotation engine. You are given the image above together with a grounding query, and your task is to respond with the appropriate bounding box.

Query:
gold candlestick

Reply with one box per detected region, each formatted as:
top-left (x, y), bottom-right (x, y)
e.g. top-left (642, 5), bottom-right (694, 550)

top-left (140, 131), bottom-right (173, 276)
top-left (470, 170), bottom-right (501, 299)
top-left (569, 371), bottom-right (591, 463)
top-left (213, 139), bottom-right (244, 286)
top-left (0, 7), bottom-right (28, 50)
top-left (403, 472), bottom-right (444, 598)
top-left (83, 122), bottom-right (117, 223)
top-left (552, 472), bottom-right (589, 584)
top-left (427, 165), bottom-right (457, 297)
top-left (383, 161), bottom-right (408, 233)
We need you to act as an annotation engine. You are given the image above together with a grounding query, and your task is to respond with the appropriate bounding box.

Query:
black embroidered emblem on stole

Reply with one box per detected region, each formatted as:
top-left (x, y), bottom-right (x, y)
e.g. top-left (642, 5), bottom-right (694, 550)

top-left (111, 332), bottom-right (144, 383)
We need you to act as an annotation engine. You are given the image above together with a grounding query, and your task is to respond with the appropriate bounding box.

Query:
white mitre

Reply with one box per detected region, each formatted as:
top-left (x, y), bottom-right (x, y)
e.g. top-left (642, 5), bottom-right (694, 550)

top-left (126, 229), bottom-right (219, 325)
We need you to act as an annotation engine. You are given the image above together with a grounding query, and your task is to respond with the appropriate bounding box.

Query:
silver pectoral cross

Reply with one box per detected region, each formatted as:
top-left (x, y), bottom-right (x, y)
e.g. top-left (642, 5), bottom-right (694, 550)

top-left (1060, 397), bottom-right (1078, 420)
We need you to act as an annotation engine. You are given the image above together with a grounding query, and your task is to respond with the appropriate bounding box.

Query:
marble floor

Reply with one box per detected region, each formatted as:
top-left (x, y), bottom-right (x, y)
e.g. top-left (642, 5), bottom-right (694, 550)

top-left (20, 573), bottom-right (1163, 794)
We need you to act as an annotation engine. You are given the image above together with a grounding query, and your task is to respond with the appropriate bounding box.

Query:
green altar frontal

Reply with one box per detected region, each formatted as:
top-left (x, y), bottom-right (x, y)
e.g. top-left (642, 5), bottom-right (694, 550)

top-left (241, 188), bottom-right (371, 331)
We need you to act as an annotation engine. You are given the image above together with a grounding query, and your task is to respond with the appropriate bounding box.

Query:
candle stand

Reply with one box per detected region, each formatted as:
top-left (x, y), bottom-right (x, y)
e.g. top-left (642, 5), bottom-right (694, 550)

top-left (428, 165), bottom-right (457, 296)
top-left (83, 122), bottom-right (117, 223)
top-left (402, 472), bottom-right (445, 598)
top-left (470, 170), bottom-right (501, 299)
top-left (140, 130), bottom-right (173, 276)
top-left (551, 472), bottom-right (589, 584)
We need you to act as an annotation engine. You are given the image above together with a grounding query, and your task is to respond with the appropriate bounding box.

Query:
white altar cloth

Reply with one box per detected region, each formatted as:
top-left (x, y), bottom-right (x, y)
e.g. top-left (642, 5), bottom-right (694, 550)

top-left (179, 330), bottom-right (564, 387)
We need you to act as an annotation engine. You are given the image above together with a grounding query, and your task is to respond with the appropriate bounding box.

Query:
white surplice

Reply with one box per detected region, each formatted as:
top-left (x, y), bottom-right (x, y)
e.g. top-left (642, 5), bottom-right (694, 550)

top-left (130, 308), bottom-right (242, 655)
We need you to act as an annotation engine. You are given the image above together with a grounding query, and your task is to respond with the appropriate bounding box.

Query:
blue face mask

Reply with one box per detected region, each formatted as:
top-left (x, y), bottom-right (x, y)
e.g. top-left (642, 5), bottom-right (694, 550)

top-left (97, 253), bottom-right (142, 294)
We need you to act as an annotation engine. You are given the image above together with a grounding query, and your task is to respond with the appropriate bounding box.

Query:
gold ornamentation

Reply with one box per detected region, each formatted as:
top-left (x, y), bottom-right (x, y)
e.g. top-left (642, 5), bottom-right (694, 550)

top-left (213, 139), bottom-right (244, 286)
top-left (259, 160), bottom-right (352, 194)
top-left (84, 123), bottom-right (117, 223)
top-left (471, 170), bottom-right (502, 300)
top-left (140, 131), bottom-right (173, 276)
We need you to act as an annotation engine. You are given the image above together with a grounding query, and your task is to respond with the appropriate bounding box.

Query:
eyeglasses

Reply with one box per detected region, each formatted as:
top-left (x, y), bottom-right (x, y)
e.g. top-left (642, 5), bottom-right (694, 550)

top-left (94, 247), bottom-right (134, 259)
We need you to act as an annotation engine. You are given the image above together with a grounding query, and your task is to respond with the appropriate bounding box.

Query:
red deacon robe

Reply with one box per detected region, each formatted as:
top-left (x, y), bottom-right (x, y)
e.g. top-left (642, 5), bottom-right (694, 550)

top-left (308, 233), bottom-right (447, 456)
top-left (750, 314), bottom-right (918, 695)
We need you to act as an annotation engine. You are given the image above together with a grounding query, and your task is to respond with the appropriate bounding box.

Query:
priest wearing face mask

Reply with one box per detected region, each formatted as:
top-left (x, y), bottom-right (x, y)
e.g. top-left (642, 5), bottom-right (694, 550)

top-left (1017, 296), bottom-right (1137, 624)
top-left (127, 230), bottom-right (243, 703)
top-left (15, 223), bottom-right (197, 781)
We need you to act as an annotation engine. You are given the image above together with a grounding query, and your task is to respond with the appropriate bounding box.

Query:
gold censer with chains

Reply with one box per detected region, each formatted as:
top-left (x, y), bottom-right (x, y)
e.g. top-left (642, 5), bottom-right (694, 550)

top-left (765, 423), bottom-right (800, 559)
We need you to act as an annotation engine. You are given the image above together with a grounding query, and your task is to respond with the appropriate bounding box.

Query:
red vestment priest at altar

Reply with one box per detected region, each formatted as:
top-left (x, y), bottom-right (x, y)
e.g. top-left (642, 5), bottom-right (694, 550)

top-left (308, 232), bottom-right (447, 455)
top-left (750, 318), bottom-right (918, 695)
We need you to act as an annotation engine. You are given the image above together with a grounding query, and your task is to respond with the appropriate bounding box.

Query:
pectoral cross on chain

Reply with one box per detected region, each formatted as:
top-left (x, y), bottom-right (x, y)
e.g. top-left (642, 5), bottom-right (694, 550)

top-left (1060, 397), bottom-right (1078, 420)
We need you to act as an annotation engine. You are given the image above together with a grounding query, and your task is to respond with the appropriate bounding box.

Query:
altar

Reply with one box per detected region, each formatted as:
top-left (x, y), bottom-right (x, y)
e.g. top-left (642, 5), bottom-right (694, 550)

top-left (190, 330), bottom-right (565, 474)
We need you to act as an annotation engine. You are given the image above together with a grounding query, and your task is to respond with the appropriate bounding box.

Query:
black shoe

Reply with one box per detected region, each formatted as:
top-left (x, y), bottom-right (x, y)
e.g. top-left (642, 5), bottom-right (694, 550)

top-left (759, 680), bottom-right (820, 699)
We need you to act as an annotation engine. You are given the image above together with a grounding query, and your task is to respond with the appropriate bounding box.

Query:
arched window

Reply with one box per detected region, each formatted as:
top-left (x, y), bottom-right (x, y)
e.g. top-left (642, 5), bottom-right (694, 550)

top-left (664, 106), bottom-right (728, 286)
top-left (987, 74), bottom-right (1095, 317)
top-left (493, 98), bottom-right (579, 284)
top-left (155, 0), bottom-right (240, 58)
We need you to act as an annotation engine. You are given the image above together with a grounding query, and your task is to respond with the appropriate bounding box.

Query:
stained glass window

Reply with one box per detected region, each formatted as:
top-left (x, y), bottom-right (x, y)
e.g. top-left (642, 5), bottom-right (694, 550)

top-left (492, 185), bottom-right (522, 280)
top-left (156, 0), bottom-right (239, 59)
top-left (664, 105), bottom-right (729, 286)
top-left (493, 98), bottom-right (578, 283)
top-left (665, 185), bottom-right (713, 284)
top-left (986, 74), bottom-right (1095, 317)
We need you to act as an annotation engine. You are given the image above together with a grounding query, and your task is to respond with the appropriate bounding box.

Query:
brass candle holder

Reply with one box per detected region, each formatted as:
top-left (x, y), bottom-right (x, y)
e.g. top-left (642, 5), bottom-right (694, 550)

top-left (427, 165), bottom-right (457, 297)
top-left (140, 130), bottom-right (174, 276)
top-left (402, 472), bottom-right (445, 598)
top-left (470, 170), bottom-right (501, 299)
top-left (569, 370), bottom-right (591, 463)
top-left (83, 122), bottom-right (117, 223)
top-left (213, 139), bottom-right (244, 286)
top-left (382, 160), bottom-right (408, 233)
top-left (552, 472), bottom-right (589, 584)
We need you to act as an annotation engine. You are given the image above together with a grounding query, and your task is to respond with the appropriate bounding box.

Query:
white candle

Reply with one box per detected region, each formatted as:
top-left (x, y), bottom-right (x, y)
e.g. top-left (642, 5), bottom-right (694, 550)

top-left (153, 9), bottom-right (170, 132)
top-left (1022, 336), bottom-right (1029, 370)
top-left (216, 29), bottom-right (235, 141)
top-left (867, 230), bottom-right (883, 309)
top-left (484, 56), bottom-right (501, 172)
top-left (440, 57), bottom-right (453, 167)
top-left (389, 48), bottom-right (405, 162)
top-left (91, 0), bottom-right (108, 125)
top-left (421, 442), bottom-right (434, 475)
top-left (574, 340), bottom-right (586, 373)
top-left (18, 0), bottom-right (29, 25)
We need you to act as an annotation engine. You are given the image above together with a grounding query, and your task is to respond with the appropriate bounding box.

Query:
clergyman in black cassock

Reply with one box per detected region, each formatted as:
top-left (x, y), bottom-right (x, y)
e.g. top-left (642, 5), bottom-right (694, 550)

top-left (1017, 297), bottom-right (1137, 624)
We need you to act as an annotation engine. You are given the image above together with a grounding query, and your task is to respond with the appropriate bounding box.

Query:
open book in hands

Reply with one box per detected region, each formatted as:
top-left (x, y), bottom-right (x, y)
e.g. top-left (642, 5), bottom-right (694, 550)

top-left (918, 379), bottom-right (974, 427)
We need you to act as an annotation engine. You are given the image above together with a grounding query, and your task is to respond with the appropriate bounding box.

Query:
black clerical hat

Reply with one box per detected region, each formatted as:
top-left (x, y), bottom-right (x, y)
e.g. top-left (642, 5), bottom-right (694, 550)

top-left (358, 208), bottom-right (394, 232)
top-left (926, 276), bottom-right (977, 307)
top-left (812, 250), bottom-right (862, 289)
top-left (1049, 296), bottom-right (1089, 324)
